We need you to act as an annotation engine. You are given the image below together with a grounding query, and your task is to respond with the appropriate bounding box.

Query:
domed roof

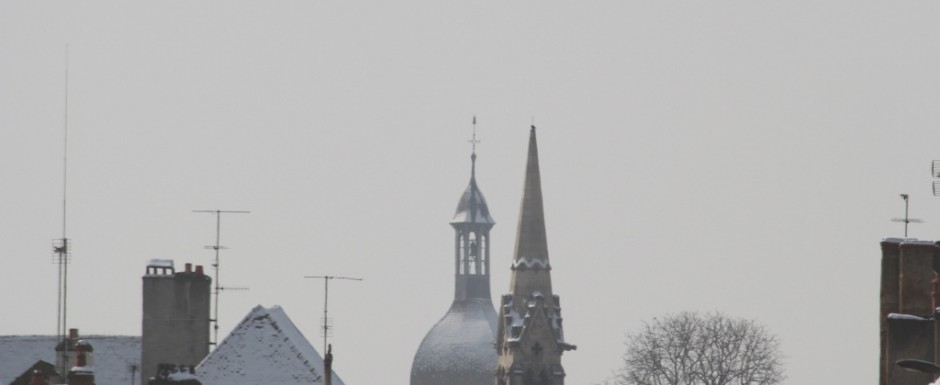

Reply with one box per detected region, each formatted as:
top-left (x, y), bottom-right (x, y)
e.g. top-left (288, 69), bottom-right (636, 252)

top-left (411, 299), bottom-right (499, 385)
top-left (451, 156), bottom-right (495, 225)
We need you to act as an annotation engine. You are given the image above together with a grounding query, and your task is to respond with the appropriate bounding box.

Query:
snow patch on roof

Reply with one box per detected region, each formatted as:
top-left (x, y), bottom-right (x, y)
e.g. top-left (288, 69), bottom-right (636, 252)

top-left (888, 313), bottom-right (931, 321)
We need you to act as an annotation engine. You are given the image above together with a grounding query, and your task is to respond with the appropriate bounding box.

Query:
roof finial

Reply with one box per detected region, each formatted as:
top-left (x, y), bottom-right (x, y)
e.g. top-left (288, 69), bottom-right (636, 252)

top-left (470, 116), bottom-right (480, 154)
top-left (469, 116), bottom-right (480, 178)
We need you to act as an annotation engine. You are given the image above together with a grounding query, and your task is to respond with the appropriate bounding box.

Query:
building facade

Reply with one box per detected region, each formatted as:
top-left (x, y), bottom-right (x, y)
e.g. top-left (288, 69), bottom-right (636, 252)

top-left (411, 142), bottom-right (500, 385)
top-left (495, 127), bottom-right (575, 385)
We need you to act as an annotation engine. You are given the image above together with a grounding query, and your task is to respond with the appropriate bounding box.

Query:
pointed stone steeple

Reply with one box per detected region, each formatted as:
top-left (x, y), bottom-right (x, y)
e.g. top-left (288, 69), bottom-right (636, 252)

top-left (509, 126), bottom-right (552, 304)
top-left (496, 126), bottom-right (575, 385)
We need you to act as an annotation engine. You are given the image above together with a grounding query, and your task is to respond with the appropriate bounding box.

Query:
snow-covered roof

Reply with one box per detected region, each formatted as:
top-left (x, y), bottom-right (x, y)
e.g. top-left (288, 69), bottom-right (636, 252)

top-left (0, 335), bottom-right (140, 385)
top-left (197, 305), bottom-right (344, 385)
top-left (411, 298), bottom-right (498, 385)
top-left (451, 176), bottom-right (495, 226)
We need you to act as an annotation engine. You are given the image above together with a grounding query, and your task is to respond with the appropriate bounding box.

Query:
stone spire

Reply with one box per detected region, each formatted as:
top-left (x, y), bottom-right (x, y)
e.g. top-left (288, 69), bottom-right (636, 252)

top-left (508, 125), bottom-right (552, 304)
top-left (496, 126), bottom-right (575, 385)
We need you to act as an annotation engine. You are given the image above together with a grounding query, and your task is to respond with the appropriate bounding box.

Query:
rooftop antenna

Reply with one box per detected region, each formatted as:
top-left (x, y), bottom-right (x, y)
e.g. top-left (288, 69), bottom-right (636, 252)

top-left (892, 194), bottom-right (922, 237)
top-left (52, 44), bottom-right (72, 378)
top-left (193, 209), bottom-right (250, 347)
top-left (303, 275), bottom-right (363, 355)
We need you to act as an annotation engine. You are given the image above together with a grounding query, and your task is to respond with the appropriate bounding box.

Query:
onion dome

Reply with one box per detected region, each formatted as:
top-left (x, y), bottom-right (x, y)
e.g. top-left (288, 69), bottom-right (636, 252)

top-left (410, 300), bottom-right (498, 385)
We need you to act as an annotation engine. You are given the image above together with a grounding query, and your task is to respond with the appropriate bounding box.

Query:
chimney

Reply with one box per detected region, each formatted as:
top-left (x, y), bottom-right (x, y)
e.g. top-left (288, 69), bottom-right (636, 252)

top-left (195, 265), bottom-right (204, 275)
top-left (30, 370), bottom-right (44, 385)
top-left (880, 238), bottom-right (903, 385)
top-left (185, 263), bottom-right (192, 273)
top-left (69, 329), bottom-right (79, 342)
top-left (324, 344), bottom-right (333, 385)
top-left (899, 241), bottom-right (936, 316)
top-left (68, 342), bottom-right (96, 385)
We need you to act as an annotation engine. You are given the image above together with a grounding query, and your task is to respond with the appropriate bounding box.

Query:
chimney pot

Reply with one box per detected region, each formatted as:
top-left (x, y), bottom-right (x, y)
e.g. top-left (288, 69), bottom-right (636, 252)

top-left (69, 329), bottom-right (78, 340)
top-left (185, 263), bottom-right (192, 273)
top-left (195, 265), bottom-right (204, 275)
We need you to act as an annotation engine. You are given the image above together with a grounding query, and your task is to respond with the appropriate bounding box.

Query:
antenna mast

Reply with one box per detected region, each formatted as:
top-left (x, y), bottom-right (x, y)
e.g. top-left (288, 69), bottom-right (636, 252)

top-left (193, 209), bottom-right (250, 347)
top-left (53, 45), bottom-right (72, 378)
top-left (303, 275), bottom-right (362, 355)
top-left (892, 194), bottom-right (922, 237)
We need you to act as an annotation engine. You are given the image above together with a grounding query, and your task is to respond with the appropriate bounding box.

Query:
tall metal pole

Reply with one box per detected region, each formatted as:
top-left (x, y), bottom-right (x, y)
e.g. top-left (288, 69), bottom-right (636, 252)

top-left (194, 209), bottom-right (249, 347)
top-left (904, 195), bottom-right (910, 237)
top-left (304, 275), bottom-right (362, 355)
top-left (54, 44), bottom-right (71, 379)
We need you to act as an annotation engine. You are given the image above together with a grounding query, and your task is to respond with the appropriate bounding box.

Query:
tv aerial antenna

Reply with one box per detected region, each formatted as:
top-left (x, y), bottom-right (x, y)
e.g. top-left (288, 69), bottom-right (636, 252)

top-left (931, 160), bottom-right (940, 199)
top-left (892, 194), bottom-right (922, 237)
top-left (52, 44), bottom-right (72, 378)
top-left (193, 209), bottom-right (250, 347)
top-left (303, 275), bottom-right (363, 355)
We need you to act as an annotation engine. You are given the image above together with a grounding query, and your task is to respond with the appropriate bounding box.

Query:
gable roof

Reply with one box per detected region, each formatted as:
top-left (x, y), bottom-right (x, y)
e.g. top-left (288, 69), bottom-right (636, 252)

top-left (197, 305), bottom-right (344, 385)
top-left (9, 360), bottom-right (56, 385)
top-left (0, 335), bottom-right (140, 385)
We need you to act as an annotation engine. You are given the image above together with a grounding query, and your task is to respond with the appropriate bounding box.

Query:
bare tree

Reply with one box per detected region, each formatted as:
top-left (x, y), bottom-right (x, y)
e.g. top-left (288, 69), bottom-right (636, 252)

top-left (609, 312), bottom-right (784, 385)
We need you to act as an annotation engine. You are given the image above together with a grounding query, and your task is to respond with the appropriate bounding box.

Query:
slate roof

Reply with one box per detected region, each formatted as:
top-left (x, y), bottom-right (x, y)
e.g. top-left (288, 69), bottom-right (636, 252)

top-left (197, 305), bottom-right (344, 385)
top-left (0, 335), bottom-right (141, 385)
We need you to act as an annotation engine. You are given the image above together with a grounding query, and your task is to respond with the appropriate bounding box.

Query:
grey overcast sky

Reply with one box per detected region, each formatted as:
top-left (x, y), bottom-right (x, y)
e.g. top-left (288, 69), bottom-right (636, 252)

top-left (2, 1), bottom-right (940, 384)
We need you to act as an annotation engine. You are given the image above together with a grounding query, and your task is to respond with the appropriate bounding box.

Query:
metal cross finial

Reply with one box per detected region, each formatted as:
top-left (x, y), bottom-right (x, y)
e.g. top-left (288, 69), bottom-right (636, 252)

top-left (469, 116), bottom-right (480, 154)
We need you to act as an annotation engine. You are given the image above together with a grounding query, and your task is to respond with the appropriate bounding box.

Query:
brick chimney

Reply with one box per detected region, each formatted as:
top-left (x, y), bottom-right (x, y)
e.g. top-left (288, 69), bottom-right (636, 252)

top-left (30, 369), bottom-right (45, 385)
top-left (68, 340), bottom-right (96, 385)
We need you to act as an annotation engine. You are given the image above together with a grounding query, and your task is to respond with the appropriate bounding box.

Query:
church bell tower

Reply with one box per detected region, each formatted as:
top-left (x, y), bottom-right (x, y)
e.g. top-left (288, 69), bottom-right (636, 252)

top-left (495, 126), bottom-right (576, 385)
top-left (410, 120), bottom-right (499, 385)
